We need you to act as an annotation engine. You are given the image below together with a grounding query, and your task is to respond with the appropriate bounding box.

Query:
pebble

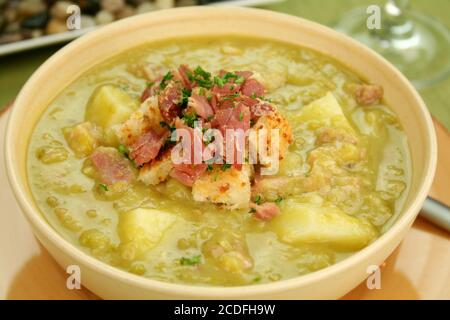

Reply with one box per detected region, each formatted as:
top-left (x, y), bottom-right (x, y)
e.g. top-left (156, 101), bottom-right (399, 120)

top-left (95, 10), bottom-right (114, 25)
top-left (21, 12), bottom-right (49, 29)
top-left (4, 8), bottom-right (18, 23)
top-left (17, 0), bottom-right (46, 17)
top-left (5, 21), bottom-right (20, 33)
top-left (30, 29), bottom-right (44, 38)
top-left (46, 18), bottom-right (68, 34)
top-left (136, 2), bottom-right (157, 15)
top-left (100, 0), bottom-right (125, 13)
top-left (79, 0), bottom-right (101, 15)
top-left (80, 14), bottom-right (96, 28)
top-left (177, 0), bottom-right (197, 6)
top-left (0, 33), bottom-right (23, 45)
top-left (50, 1), bottom-right (75, 20)
top-left (116, 5), bottom-right (136, 20)
top-left (156, 0), bottom-right (175, 10)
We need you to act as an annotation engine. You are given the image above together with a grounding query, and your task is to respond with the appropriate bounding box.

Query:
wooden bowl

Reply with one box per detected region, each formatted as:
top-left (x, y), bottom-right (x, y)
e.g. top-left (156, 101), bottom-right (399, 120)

top-left (4, 7), bottom-right (437, 299)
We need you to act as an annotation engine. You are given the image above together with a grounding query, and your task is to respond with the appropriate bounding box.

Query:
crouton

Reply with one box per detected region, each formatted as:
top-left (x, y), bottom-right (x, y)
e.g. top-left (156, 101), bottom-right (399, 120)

top-left (192, 165), bottom-right (252, 209)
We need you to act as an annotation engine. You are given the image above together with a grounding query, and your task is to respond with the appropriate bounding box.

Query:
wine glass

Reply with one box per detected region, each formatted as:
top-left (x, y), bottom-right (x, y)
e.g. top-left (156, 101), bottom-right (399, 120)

top-left (335, 0), bottom-right (450, 88)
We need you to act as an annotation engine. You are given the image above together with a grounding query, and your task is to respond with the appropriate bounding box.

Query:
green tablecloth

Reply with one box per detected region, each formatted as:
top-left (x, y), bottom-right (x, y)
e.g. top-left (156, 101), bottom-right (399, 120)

top-left (1, 0), bottom-right (449, 128)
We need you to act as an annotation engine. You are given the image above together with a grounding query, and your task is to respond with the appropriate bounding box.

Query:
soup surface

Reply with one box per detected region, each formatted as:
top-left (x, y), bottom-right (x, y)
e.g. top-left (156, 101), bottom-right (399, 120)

top-left (28, 37), bottom-right (411, 286)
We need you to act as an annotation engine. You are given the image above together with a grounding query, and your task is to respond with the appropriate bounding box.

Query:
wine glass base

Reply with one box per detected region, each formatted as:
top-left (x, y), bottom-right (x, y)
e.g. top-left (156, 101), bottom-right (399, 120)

top-left (335, 8), bottom-right (450, 88)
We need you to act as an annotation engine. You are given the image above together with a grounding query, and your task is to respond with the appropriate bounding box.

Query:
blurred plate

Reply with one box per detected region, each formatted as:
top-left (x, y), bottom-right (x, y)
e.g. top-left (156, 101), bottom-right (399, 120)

top-left (0, 0), bottom-right (283, 57)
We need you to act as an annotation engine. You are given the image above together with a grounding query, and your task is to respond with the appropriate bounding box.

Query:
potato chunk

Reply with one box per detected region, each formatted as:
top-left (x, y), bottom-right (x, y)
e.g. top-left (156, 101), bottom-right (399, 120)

top-left (296, 92), bottom-right (355, 133)
top-left (272, 201), bottom-right (377, 251)
top-left (192, 165), bottom-right (252, 209)
top-left (117, 208), bottom-right (176, 259)
top-left (63, 122), bottom-right (103, 158)
top-left (85, 85), bottom-right (138, 144)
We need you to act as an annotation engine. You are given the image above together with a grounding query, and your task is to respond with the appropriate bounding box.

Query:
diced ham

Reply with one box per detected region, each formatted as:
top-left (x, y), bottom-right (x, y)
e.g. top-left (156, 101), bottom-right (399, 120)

top-left (140, 76), bottom-right (162, 102)
top-left (212, 82), bottom-right (241, 99)
top-left (158, 81), bottom-right (183, 122)
top-left (353, 84), bottom-right (383, 106)
top-left (250, 202), bottom-right (280, 221)
top-left (235, 71), bottom-right (253, 79)
top-left (129, 129), bottom-right (169, 166)
top-left (170, 163), bottom-right (207, 187)
top-left (178, 64), bottom-right (193, 89)
top-left (210, 103), bottom-right (250, 168)
top-left (90, 147), bottom-right (134, 185)
top-left (241, 78), bottom-right (265, 98)
top-left (211, 103), bottom-right (250, 133)
top-left (249, 101), bottom-right (275, 121)
top-left (188, 93), bottom-right (214, 119)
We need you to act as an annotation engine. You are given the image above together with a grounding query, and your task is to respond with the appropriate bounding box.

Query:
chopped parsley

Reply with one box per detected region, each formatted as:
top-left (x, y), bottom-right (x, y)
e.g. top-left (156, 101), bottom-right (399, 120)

top-left (188, 66), bottom-right (212, 88)
top-left (239, 111), bottom-right (244, 121)
top-left (118, 144), bottom-right (128, 156)
top-left (206, 164), bottom-right (214, 172)
top-left (180, 255), bottom-right (202, 266)
top-left (180, 87), bottom-right (191, 108)
top-left (221, 163), bottom-right (232, 171)
top-left (159, 121), bottom-right (176, 132)
top-left (181, 112), bottom-right (198, 128)
top-left (214, 76), bottom-right (225, 88)
top-left (252, 276), bottom-right (262, 283)
top-left (99, 184), bottom-right (108, 192)
top-left (254, 195), bottom-right (262, 205)
top-left (159, 71), bottom-right (174, 89)
top-left (275, 196), bottom-right (283, 205)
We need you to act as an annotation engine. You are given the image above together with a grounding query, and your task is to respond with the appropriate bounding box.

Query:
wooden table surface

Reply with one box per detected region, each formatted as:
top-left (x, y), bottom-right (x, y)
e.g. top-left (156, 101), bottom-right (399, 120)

top-left (0, 108), bottom-right (448, 300)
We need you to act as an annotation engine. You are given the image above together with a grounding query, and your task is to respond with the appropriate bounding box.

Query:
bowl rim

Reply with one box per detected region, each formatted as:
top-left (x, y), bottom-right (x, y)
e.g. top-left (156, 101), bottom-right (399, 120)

top-left (4, 6), bottom-right (437, 298)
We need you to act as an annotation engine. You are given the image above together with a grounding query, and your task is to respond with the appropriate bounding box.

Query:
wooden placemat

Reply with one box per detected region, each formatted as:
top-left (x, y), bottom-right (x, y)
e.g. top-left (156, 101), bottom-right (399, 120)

top-left (0, 110), bottom-right (448, 300)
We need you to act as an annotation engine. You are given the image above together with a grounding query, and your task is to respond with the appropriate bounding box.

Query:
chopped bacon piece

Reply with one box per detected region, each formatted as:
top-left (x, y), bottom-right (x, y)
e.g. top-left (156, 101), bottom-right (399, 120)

top-left (353, 84), bottom-right (383, 106)
top-left (210, 104), bottom-right (250, 168)
top-left (90, 147), bottom-right (134, 185)
top-left (212, 103), bottom-right (250, 133)
top-left (170, 163), bottom-right (207, 187)
top-left (235, 71), bottom-right (253, 79)
top-left (140, 77), bottom-right (162, 102)
top-left (188, 93), bottom-right (214, 119)
top-left (249, 101), bottom-right (275, 121)
top-left (241, 78), bottom-right (265, 98)
top-left (250, 202), bottom-right (280, 221)
top-left (129, 129), bottom-right (169, 166)
top-left (158, 81), bottom-right (183, 122)
top-left (178, 64), bottom-right (193, 89)
top-left (212, 82), bottom-right (241, 99)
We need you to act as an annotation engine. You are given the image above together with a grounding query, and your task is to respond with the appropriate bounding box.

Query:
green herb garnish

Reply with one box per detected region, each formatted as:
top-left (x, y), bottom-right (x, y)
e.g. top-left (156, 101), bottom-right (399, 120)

top-left (206, 164), bottom-right (214, 172)
top-left (159, 71), bottom-right (173, 89)
top-left (249, 208), bottom-right (256, 213)
top-left (254, 195), bottom-right (262, 205)
top-left (180, 87), bottom-right (191, 108)
top-left (221, 163), bottom-right (232, 171)
top-left (239, 111), bottom-right (244, 121)
top-left (275, 196), bottom-right (283, 205)
top-left (214, 76), bottom-right (225, 88)
top-left (181, 112), bottom-right (198, 128)
top-left (188, 66), bottom-right (212, 88)
top-left (118, 144), bottom-right (128, 155)
top-left (99, 184), bottom-right (108, 192)
top-left (180, 255), bottom-right (202, 266)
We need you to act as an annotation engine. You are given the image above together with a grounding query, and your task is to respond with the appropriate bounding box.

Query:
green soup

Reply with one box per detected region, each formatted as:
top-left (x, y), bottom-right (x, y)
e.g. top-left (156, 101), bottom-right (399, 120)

top-left (27, 37), bottom-right (411, 286)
